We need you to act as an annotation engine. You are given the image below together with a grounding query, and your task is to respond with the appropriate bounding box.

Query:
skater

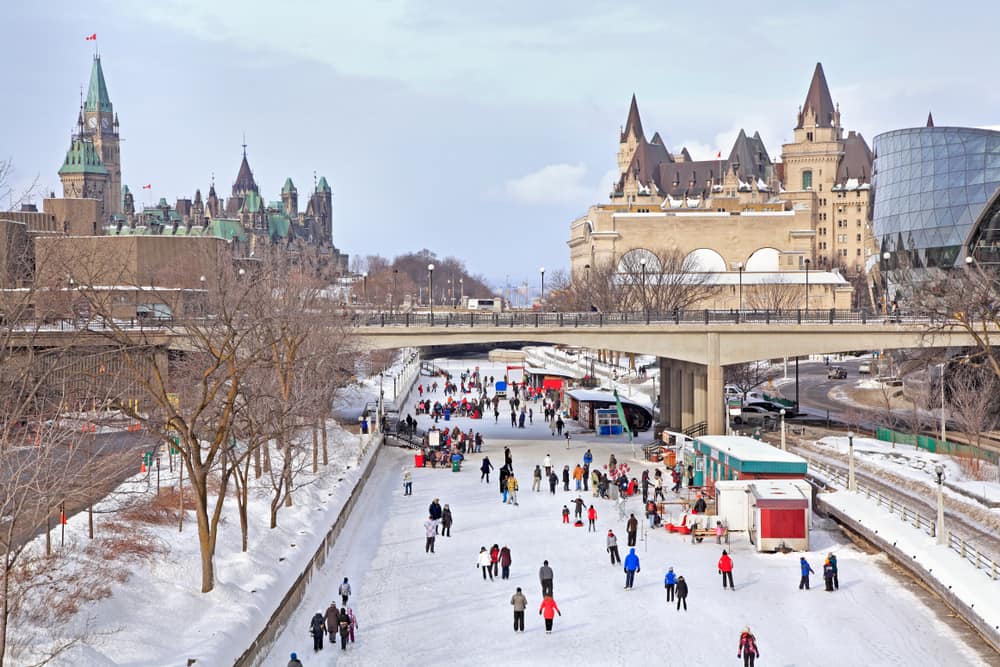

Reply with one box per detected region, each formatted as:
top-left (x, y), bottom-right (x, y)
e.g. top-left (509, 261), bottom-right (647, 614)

top-left (518, 410), bottom-right (526, 428)
top-left (539, 594), bottom-right (561, 633)
top-left (549, 471), bottom-right (559, 495)
top-left (490, 544), bottom-right (501, 577)
top-left (626, 513), bottom-right (638, 547)
top-left (556, 415), bottom-right (564, 436)
top-left (507, 473), bottom-right (519, 505)
top-left (641, 471), bottom-right (650, 503)
top-left (325, 601), bottom-right (339, 641)
top-left (288, 652), bottom-right (303, 667)
top-left (823, 558), bottom-right (835, 592)
top-left (481, 456), bottom-right (494, 483)
top-left (562, 465), bottom-right (570, 492)
top-left (511, 587), bottom-right (527, 632)
top-left (561, 505), bottom-right (570, 524)
top-left (583, 448), bottom-right (593, 469)
top-left (654, 475), bottom-right (665, 501)
top-left (500, 466), bottom-right (509, 503)
top-left (402, 468), bottom-right (412, 496)
top-left (671, 469), bottom-right (682, 494)
top-left (310, 609), bottom-right (326, 651)
top-left (338, 577), bottom-right (352, 606)
top-left (719, 550), bottom-right (734, 590)
top-left (737, 626), bottom-right (760, 667)
top-left (675, 575), bottom-right (688, 611)
top-left (511, 409), bottom-right (517, 427)
top-left (573, 496), bottom-right (586, 520)
top-left (828, 552), bottom-right (839, 589)
top-left (539, 560), bottom-right (554, 596)
top-left (573, 464), bottom-right (584, 491)
top-left (500, 545), bottom-right (512, 579)
top-left (424, 516), bottom-right (437, 554)
top-left (550, 417), bottom-right (557, 436)
top-left (337, 607), bottom-right (350, 651)
top-left (715, 521), bottom-right (725, 544)
top-left (478, 546), bottom-right (494, 581)
top-left (587, 505), bottom-right (597, 532)
top-left (429, 498), bottom-right (443, 533)
top-left (504, 446), bottom-right (513, 470)
top-left (799, 557), bottom-right (814, 590)
top-left (533, 465), bottom-right (542, 492)
top-left (623, 547), bottom-right (640, 590)
top-left (664, 566), bottom-right (676, 602)
top-left (347, 607), bottom-right (358, 643)
top-left (543, 454), bottom-right (552, 478)
top-left (607, 530), bottom-right (622, 565)
top-left (441, 504), bottom-right (453, 537)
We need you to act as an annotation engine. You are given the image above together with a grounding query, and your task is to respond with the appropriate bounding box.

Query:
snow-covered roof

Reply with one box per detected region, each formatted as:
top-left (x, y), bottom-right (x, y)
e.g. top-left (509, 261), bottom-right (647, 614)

top-left (696, 435), bottom-right (808, 465)
top-left (749, 478), bottom-right (810, 501)
top-left (524, 365), bottom-right (582, 379)
top-left (566, 388), bottom-right (647, 409)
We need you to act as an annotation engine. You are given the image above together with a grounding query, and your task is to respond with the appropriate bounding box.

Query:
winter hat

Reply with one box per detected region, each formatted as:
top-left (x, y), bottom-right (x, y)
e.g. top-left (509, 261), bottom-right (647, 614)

top-left (722, 550), bottom-right (728, 555)
top-left (291, 653), bottom-right (298, 660)
top-left (343, 577), bottom-right (349, 582)
top-left (668, 566), bottom-right (673, 572)
top-left (743, 626), bottom-right (751, 634)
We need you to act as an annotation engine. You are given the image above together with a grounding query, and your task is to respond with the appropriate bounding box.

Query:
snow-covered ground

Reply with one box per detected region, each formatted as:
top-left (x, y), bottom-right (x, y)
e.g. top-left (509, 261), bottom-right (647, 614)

top-left (264, 358), bottom-right (988, 666)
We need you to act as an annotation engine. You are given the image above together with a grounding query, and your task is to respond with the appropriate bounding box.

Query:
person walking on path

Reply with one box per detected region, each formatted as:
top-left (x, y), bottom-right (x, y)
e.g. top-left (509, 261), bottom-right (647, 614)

top-left (623, 547), bottom-right (641, 590)
top-left (325, 602), bottom-right (339, 641)
top-left (424, 516), bottom-right (437, 554)
top-left (504, 446), bottom-right (513, 470)
top-left (573, 496), bottom-right (585, 520)
top-left (490, 544), bottom-right (501, 577)
top-left (799, 557), bottom-right (814, 590)
top-left (500, 545), bottom-right (512, 579)
top-left (642, 471), bottom-right (650, 504)
top-left (337, 608), bottom-right (351, 651)
top-left (626, 513), bottom-right (638, 547)
top-left (539, 560), bottom-right (554, 596)
top-left (478, 547), bottom-right (494, 581)
top-left (500, 467), bottom-right (510, 503)
top-left (823, 558), bottom-right (835, 592)
top-left (338, 578), bottom-right (352, 606)
top-left (288, 652), bottom-right (303, 667)
top-left (533, 465), bottom-right (542, 492)
top-left (587, 505), bottom-right (597, 532)
top-left (664, 567), bottom-right (677, 602)
top-left (550, 417), bottom-right (557, 436)
top-left (561, 505), bottom-right (570, 524)
top-left (441, 505), bottom-right (453, 537)
top-left (573, 464), bottom-right (584, 491)
top-left (583, 448), bottom-right (593, 469)
top-left (539, 595), bottom-right (561, 634)
top-left (402, 468), bottom-right (412, 496)
top-left (549, 471), bottom-right (559, 495)
top-left (562, 465), bottom-right (570, 491)
top-left (347, 608), bottom-right (358, 644)
top-left (591, 469), bottom-right (601, 497)
top-left (481, 456), bottom-right (494, 483)
top-left (429, 499), bottom-right (443, 533)
top-left (511, 587), bottom-right (527, 632)
top-left (507, 473), bottom-right (519, 505)
top-left (556, 415), bottom-right (565, 436)
top-left (828, 552), bottom-right (839, 589)
top-left (310, 610), bottom-right (327, 652)
top-left (654, 475), bottom-right (665, 501)
top-left (737, 626), bottom-right (760, 667)
top-left (607, 530), bottom-right (622, 565)
top-left (675, 575), bottom-right (688, 611)
top-left (719, 550), bottom-right (734, 590)
top-left (543, 454), bottom-right (552, 478)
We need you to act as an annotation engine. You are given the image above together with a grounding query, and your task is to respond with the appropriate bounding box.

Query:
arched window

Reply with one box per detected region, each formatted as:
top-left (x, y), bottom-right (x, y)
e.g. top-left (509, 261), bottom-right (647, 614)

top-left (617, 248), bottom-right (662, 273)
top-left (683, 248), bottom-right (727, 272)
top-left (745, 247), bottom-right (781, 272)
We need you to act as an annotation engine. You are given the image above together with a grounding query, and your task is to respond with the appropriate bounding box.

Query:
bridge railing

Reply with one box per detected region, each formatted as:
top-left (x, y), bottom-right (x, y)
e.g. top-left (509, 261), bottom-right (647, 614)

top-left (355, 309), bottom-right (942, 328)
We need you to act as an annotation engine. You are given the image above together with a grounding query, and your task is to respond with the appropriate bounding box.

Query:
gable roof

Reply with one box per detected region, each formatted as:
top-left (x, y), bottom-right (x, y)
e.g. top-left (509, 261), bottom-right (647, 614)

top-left (797, 62), bottom-right (836, 129)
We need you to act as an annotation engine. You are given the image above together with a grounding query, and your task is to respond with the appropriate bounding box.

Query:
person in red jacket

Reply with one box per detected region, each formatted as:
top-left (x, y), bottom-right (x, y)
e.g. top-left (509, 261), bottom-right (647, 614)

top-left (489, 544), bottom-right (501, 578)
top-left (538, 595), bottom-right (562, 634)
top-left (718, 550), bottom-right (734, 590)
top-left (737, 626), bottom-right (760, 666)
top-left (587, 505), bottom-right (597, 532)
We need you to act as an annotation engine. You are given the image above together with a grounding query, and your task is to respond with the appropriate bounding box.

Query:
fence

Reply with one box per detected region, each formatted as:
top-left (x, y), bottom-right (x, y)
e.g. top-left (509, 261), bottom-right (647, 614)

top-left (809, 460), bottom-right (1000, 580)
top-left (874, 427), bottom-right (1000, 464)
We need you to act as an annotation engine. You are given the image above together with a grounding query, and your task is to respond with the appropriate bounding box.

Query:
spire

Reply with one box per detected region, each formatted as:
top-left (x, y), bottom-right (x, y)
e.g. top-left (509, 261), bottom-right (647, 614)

top-left (85, 54), bottom-right (112, 113)
top-left (797, 62), bottom-right (835, 129)
top-left (282, 177), bottom-right (296, 193)
top-left (232, 145), bottom-right (258, 195)
top-left (316, 176), bottom-right (331, 194)
top-left (621, 94), bottom-right (645, 142)
top-left (926, 111), bottom-right (935, 128)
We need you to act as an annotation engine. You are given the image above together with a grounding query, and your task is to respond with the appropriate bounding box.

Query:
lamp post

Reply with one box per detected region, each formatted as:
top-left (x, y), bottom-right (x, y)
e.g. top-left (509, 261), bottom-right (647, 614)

top-left (736, 261), bottom-right (744, 314)
top-left (803, 258), bottom-right (811, 312)
top-left (459, 277), bottom-right (464, 306)
top-left (391, 268), bottom-right (398, 315)
top-left (935, 463), bottom-right (946, 545)
top-left (847, 430), bottom-right (856, 492)
top-left (882, 251), bottom-right (891, 314)
top-left (362, 272), bottom-right (368, 304)
top-left (780, 408), bottom-right (786, 451)
top-left (584, 264), bottom-right (591, 311)
top-left (539, 267), bottom-right (546, 308)
top-left (427, 263), bottom-right (435, 319)
top-left (639, 257), bottom-right (647, 321)
top-left (447, 278), bottom-right (452, 308)
top-left (199, 275), bottom-right (206, 316)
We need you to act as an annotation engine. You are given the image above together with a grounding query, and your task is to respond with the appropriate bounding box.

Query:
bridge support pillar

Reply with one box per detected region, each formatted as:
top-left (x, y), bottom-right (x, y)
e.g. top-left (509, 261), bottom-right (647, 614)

top-left (657, 357), bottom-right (674, 431)
top-left (705, 332), bottom-right (725, 435)
top-left (681, 366), bottom-right (694, 430)
top-left (670, 364), bottom-right (682, 430)
top-left (694, 367), bottom-right (707, 425)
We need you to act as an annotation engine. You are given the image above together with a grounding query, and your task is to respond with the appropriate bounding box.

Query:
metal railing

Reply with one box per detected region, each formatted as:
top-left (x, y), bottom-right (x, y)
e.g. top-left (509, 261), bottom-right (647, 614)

top-left (354, 309), bottom-right (947, 329)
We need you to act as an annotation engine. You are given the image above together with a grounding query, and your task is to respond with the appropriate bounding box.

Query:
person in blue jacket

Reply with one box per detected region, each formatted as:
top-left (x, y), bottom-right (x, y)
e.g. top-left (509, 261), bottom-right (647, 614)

top-left (623, 548), bottom-right (641, 590)
top-left (664, 566), bottom-right (677, 602)
top-left (583, 449), bottom-right (593, 467)
top-left (799, 556), bottom-right (815, 590)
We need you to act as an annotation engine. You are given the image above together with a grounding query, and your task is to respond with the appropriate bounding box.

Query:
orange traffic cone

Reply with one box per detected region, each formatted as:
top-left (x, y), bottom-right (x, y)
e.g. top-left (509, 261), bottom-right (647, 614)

top-left (141, 462), bottom-right (147, 473)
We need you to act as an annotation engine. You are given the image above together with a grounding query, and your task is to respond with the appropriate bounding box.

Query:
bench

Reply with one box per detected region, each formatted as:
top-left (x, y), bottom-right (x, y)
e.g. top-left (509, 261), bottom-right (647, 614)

top-left (690, 527), bottom-right (729, 544)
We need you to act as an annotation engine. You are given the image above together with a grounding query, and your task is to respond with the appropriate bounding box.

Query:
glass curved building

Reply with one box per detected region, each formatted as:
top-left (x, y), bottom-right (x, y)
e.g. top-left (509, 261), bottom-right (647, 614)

top-left (872, 126), bottom-right (1000, 271)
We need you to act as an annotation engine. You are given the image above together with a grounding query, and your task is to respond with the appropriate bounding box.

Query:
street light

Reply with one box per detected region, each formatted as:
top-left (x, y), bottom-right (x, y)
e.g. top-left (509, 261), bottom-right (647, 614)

top-left (736, 261), bottom-right (744, 314)
top-left (427, 263), bottom-right (435, 318)
top-left (584, 264), bottom-right (591, 311)
top-left (803, 258), bottom-right (811, 312)
top-left (539, 267), bottom-right (546, 308)
top-left (935, 463), bottom-right (946, 545)
top-left (362, 272), bottom-right (368, 303)
top-left (391, 269), bottom-right (398, 315)
top-left (459, 277), bottom-right (464, 306)
top-left (847, 430), bottom-right (856, 492)
top-left (780, 408), bottom-right (786, 451)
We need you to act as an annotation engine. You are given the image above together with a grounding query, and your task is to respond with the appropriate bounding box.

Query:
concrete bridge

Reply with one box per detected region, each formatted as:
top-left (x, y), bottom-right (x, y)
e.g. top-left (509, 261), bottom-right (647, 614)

top-left (355, 310), bottom-right (985, 436)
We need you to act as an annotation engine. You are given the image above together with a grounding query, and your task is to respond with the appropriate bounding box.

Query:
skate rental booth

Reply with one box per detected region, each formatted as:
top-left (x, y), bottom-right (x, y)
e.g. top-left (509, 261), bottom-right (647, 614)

top-left (688, 435), bottom-right (808, 488)
top-left (524, 365), bottom-right (581, 400)
top-left (565, 388), bottom-right (653, 433)
top-left (714, 479), bottom-right (812, 552)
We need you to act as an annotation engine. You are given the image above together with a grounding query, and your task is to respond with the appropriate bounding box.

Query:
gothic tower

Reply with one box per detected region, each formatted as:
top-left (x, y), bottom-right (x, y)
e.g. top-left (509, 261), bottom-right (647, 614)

top-left (306, 176), bottom-right (332, 244)
top-left (81, 54), bottom-right (122, 216)
top-left (281, 178), bottom-right (298, 217)
top-left (58, 137), bottom-right (109, 220)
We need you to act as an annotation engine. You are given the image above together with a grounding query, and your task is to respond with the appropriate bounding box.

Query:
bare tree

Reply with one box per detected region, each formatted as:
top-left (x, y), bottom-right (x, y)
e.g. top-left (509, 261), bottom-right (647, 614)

top-left (724, 361), bottom-right (769, 402)
top-left (0, 158), bottom-right (38, 211)
top-left (948, 363), bottom-right (1000, 476)
top-left (745, 283), bottom-right (801, 312)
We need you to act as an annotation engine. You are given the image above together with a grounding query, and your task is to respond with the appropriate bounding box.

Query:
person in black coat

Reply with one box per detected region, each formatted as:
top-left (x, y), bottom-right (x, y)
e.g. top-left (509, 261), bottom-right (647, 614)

top-left (626, 514), bottom-right (638, 547)
top-left (548, 471), bottom-right (558, 494)
top-left (428, 498), bottom-right (443, 533)
top-left (310, 610), bottom-right (327, 651)
top-left (675, 576), bottom-right (688, 611)
top-left (337, 607), bottom-right (351, 651)
top-left (562, 465), bottom-right (570, 492)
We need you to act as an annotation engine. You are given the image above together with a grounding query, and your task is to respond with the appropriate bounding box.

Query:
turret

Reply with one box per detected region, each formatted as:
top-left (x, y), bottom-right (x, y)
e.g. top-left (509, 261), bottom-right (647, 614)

top-left (281, 177), bottom-right (298, 216)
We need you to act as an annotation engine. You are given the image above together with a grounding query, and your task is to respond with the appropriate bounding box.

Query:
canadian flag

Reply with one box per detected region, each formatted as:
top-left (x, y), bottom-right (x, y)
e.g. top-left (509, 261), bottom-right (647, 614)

top-left (142, 184), bottom-right (152, 189)
top-left (85, 33), bottom-right (97, 41)
top-left (716, 151), bottom-right (722, 159)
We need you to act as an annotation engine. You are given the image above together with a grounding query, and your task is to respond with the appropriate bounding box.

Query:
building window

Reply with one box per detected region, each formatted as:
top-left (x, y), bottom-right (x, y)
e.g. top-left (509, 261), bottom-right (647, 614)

top-left (856, 234), bottom-right (861, 242)
top-left (802, 170), bottom-right (813, 190)
top-left (856, 248), bottom-right (862, 256)
top-left (807, 132), bottom-right (813, 142)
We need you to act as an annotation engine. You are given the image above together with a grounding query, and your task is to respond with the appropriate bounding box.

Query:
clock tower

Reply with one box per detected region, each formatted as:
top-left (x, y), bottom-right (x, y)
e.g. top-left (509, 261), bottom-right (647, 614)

top-left (81, 54), bottom-right (121, 216)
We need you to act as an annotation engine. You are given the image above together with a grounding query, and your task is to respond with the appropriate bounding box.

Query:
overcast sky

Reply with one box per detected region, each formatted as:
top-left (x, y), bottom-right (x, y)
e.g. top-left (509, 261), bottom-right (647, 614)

top-left (4, 1), bottom-right (999, 288)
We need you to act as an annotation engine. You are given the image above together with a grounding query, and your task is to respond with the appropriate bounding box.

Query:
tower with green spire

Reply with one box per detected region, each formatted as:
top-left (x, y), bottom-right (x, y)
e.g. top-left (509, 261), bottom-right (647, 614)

top-left (81, 54), bottom-right (121, 216)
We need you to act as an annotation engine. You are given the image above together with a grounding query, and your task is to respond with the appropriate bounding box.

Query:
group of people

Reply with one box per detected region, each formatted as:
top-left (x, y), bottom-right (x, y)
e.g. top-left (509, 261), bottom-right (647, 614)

top-left (300, 577), bottom-right (360, 658)
top-left (423, 497), bottom-right (453, 553)
top-left (477, 544), bottom-right (513, 580)
top-left (799, 553), bottom-right (839, 591)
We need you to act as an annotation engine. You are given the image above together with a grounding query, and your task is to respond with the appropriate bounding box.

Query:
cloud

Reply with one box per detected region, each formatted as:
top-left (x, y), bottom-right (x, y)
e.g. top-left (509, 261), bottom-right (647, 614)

top-left (504, 163), bottom-right (615, 206)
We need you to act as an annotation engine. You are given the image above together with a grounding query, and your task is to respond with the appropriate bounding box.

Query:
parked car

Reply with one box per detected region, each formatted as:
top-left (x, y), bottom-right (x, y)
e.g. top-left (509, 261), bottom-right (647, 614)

top-left (746, 400), bottom-right (796, 416)
top-left (827, 366), bottom-right (847, 379)
top-left (733, 405), bottom-right (779, 425)
top-left (858, 361), bottom-right (873, 375)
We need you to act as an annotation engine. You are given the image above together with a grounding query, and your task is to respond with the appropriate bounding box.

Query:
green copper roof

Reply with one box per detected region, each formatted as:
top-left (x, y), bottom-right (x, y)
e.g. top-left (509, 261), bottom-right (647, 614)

top-left (268, 213), bottom-right (291, 240)
top-left (85, 55), bottom-right (112, 113)
top-left (241, 190), bottom-right (263, 213)
top-left (282, 177), bottom-right (296, 193)
top-left (58, 139), bottom-right (108, 176)
top-left (316, 176), bottom-right (331, 193)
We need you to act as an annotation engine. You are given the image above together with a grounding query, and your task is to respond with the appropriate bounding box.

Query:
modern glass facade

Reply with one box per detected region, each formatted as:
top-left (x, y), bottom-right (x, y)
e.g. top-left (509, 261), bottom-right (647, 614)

top-left (872, 126), bottom-right (1000, 270)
